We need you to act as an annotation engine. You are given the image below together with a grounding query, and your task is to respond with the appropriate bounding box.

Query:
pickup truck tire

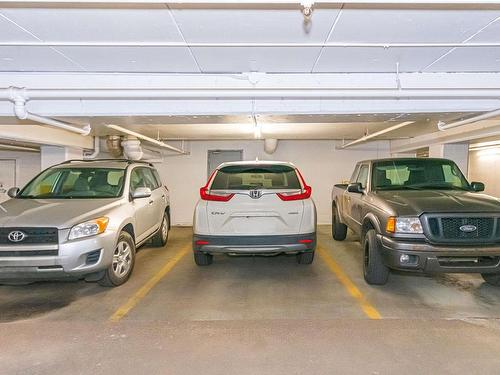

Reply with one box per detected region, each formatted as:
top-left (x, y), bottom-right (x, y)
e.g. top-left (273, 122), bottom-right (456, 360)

top-left (194, 252), bottom-right (213, 266)
top-left (98, 232), bottom-right (136, 287)
top-left (151, 212), bottom-right (169, 247)
top-left (363, 229), bottom-right (389, 285)
top-left (481, 273), bottom-right (500, 286)
top-left (332, 209), bottom-right (348, 241)
top-left (297, 251), bottom-right (315, 264)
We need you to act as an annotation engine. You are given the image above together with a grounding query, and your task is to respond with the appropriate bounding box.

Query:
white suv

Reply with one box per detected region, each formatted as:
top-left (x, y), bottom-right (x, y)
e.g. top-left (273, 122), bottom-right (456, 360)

top-left (193, 161), bottom-right (316, 265)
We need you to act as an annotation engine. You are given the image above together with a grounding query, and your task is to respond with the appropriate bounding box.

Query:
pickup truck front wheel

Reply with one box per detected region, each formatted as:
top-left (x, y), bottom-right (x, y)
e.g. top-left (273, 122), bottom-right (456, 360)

top-left (481, 273), bottom-right (500, 286)
top-left (332, 209), bottom-right (348, 241)
top-left (363, 229), bottom-right (389, 285)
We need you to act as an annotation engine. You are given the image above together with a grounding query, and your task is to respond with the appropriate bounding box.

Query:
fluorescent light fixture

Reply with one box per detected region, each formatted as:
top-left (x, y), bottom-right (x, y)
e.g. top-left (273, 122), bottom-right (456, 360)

top-left (106, 124), bottom-right (186, 154)
top-left (340, 121), bottom-right (415, 149)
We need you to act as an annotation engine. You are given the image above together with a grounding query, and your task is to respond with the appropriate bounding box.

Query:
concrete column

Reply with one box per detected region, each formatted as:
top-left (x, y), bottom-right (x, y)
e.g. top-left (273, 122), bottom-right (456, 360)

top-left (40, 146), bottom-right (83, 170)
top-left (428, 143), bottom-right (469, 176)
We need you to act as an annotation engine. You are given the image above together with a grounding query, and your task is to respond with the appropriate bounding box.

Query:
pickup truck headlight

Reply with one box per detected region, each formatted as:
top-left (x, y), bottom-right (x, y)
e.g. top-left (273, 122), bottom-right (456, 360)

top-left (68, 217), bottom-right (109, 240)
top-left (386, 217), bottom-right (423, 234)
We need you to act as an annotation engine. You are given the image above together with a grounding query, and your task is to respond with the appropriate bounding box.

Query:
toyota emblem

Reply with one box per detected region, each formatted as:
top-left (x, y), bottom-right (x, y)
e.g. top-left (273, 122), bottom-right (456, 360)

top-left (8, 230), bottom-right (26, 243)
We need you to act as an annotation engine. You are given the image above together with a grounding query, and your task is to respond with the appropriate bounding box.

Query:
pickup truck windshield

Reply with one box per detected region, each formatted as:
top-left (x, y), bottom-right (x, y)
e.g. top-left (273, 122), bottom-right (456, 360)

top-left (211, 165), bottom-right (301, 190)
top-left (19, 167), bottom-right (125, 199)
top-left (372, 159), bottom-right (470, 191)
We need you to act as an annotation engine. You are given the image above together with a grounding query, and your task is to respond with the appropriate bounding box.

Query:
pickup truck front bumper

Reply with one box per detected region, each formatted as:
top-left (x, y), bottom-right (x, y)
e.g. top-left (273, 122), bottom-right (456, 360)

top-left (377, 234), bottom-right (500, 274)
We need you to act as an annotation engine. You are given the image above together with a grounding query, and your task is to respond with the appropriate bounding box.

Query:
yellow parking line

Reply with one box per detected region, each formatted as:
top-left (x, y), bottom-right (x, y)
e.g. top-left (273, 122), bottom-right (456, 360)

top-left (109, 245), bottom-right (190, 322)
top-left (317, 245), bottom-right (381, 320)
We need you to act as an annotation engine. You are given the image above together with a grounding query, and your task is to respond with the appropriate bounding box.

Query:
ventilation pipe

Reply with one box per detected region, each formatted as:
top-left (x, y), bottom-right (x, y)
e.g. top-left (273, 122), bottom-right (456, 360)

top-left (83, 136), bottom-right (100, 159)
top-left (437, 108), bottom-right (500, 131)
top-left (264, 138), bottom-right (278, 154)
top-left (122, 138), bottom-right (144, 161)
top-left (12, 98), bottom-right (90, 136)
top-left (106, 135), bottom-right (123, 157)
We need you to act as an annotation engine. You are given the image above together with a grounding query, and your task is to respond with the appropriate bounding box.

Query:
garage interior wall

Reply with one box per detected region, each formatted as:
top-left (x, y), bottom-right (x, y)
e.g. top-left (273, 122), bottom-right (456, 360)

top-left (0, 151), bottom-right (40, 187)
top-left (152, 140), bottom-right (390, 226)
top-left (468, 149), bottom-right (500, 198)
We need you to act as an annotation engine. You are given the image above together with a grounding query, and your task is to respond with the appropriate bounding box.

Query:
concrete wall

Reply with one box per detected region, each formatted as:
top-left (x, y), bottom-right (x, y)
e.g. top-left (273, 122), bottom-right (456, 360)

top-left (0, 151), bottom-right (41, 188)
top-left (468, 149), bottom-right (500, 198)
top-left (154, 140), bottom-right (390, 226)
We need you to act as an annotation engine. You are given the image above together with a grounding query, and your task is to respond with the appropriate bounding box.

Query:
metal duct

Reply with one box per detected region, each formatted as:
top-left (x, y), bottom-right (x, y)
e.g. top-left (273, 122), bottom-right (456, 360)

top-left (106, 135), bottom-right (123, 157)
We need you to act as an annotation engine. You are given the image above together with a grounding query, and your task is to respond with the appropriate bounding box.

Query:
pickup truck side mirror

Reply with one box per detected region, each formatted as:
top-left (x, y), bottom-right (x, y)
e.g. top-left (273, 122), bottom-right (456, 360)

top-left (7, 187), bottom-right (20, 198)
top-left (470, 182), bottom-right (485, 192)
top-left (131, 187), bottom-right (152, 200)
top-left (347, 182), bottom-right (364, 194)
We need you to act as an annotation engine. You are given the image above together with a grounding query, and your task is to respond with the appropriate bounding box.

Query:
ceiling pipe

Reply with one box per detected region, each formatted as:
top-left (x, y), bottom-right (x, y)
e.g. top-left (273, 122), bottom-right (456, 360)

top-left (3, 87), bottom-right (500, 100)
top-left (437, 108), bottom-right (500, 131)
top-left (264, 139), bottom-right (278, 154)
top-left (0, 0), bottom-right (497, 5)
top-left (339, 121), bottom-right (415, 149)
top-left (83, 136), bottom-right (100, 159)
top-left (107, 124), bottom-right (187, 154)
top-left (3, 42), bottom-right (500, 48)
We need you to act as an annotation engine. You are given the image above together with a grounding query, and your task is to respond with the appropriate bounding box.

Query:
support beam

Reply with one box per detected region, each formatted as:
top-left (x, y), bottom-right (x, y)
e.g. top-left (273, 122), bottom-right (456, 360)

top-left (429, 143), bottom-right (469, 175)
top-left (0, 125), bottom-right (94, 150)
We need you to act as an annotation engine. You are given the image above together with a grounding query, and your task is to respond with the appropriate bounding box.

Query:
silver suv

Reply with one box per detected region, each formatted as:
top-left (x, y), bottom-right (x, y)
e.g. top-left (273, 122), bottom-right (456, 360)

top-left (0, 159), bottom-right (170, 287)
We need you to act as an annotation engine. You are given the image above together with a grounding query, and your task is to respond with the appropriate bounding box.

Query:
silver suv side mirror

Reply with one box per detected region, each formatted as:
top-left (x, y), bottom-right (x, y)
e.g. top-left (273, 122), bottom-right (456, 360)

top-left (131, 187), bottom-right (152, 200)
top-left (7, 187), bottom-right (20, 198)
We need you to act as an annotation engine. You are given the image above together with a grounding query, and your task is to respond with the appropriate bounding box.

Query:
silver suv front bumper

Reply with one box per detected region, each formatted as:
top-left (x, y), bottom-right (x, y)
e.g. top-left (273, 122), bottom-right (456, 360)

top-left (0, 228), bottom-right (117, 280)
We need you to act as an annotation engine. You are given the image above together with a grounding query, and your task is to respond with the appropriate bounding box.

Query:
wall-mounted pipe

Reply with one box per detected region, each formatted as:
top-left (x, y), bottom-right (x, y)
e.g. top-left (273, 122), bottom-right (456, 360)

top-left (264, 139), bottom-right (278, 154)
top-left (339, 121), bottom-right (415, 149)
top-left (438, 108), bottom-right (500, 131)
top-left (3, 87), bottom-right (500, 101)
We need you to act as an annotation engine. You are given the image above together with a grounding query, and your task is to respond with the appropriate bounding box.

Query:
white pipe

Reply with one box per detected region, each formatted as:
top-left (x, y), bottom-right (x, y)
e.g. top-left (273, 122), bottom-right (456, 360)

top-left (340, 121), bottom-right (415, 149)
top-left (0, 0), bottom-right (497, 4)
top-left (83, 136), bottom-right (100, 159)
top-left (438, 108), bottom-right (500, 131)
top-left (3, 87), bottom-right (500, 100)
top-left (264, 139), bottom-right (278, 154)
top-left (12, 99), bottom-right (91, 135)
top-left (2, 42), bottom-right (500, 48)
top-left (107, 124), bottom-right (186, 154)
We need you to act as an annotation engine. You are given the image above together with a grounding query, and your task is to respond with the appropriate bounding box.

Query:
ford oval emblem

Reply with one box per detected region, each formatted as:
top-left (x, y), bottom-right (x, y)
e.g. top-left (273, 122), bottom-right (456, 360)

top-left (8, 230), bottom-right (26, 242)
top-left (459, 224), bottom-right (477, 233)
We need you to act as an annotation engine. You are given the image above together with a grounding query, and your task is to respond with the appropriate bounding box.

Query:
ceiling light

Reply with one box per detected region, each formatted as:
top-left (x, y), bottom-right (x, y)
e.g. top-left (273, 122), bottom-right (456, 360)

top-left (469, 140), bottom-right (500, 150)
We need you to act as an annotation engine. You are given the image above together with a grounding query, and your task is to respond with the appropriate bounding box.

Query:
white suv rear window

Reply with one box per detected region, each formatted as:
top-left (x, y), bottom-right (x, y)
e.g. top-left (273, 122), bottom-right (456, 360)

top-left (211, 165), bottom-right (301, 190)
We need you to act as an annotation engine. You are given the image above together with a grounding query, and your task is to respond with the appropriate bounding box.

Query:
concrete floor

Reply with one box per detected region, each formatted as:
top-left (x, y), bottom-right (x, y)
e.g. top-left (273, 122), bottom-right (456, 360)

top-left (2, 226), bottom-right (500, 374)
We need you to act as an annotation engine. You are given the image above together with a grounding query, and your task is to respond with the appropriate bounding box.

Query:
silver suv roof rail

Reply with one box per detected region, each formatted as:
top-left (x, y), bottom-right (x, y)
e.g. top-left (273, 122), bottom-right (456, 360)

top-left (60, 159), bottom-right (154, 167)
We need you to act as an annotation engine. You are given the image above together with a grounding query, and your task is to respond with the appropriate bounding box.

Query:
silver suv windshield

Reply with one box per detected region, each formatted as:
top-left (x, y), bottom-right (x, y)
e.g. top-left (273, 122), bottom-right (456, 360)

top-left (372, 159), bottom-right (471, 191)
top-left (19, 167), bottom-right (126, 199)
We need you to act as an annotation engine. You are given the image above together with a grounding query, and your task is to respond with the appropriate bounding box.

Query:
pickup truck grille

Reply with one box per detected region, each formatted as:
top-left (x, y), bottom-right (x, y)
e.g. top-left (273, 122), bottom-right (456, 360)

top-left (424, 215), bottom-right (499, 244)
top-left (0, 228), bottom-right (59, 245)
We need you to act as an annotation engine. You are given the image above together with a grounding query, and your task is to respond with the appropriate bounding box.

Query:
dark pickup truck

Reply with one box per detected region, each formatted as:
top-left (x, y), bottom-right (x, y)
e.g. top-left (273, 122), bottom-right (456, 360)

top-left (331, 157), bottom-right (500, 286)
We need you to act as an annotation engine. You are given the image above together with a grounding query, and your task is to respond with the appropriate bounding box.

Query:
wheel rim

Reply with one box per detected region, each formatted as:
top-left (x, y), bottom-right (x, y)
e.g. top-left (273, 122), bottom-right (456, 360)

top-left (112, 241), bottom-right (132, 278)
top-left (161, 216), bottom-right (169, 242)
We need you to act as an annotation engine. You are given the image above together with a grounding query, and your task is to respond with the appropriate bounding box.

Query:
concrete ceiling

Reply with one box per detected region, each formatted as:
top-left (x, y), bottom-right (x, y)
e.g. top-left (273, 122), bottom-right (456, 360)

top-left (0, 4), bottom-right (499, 73)
top-left (0, 2), bottom-right (500, 144)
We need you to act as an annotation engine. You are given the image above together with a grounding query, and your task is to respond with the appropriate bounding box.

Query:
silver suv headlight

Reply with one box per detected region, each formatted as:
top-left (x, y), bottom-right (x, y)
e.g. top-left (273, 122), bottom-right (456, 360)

top-left (386, 216), bottom-right (423, 234)
top-left (68, 217), bottom-right (109, 240)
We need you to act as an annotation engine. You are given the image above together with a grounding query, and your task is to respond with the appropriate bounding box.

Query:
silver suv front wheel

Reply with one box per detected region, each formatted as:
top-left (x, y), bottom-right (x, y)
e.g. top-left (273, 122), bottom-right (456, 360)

top-left (98, 231), bottom-right (136, 287)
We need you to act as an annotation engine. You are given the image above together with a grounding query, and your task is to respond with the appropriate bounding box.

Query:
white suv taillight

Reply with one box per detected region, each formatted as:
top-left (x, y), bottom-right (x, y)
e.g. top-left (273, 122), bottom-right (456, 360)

top-left (277, 168), bottom-right (312, 201)
top-left (200, 187), bottom-right (234, 202)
